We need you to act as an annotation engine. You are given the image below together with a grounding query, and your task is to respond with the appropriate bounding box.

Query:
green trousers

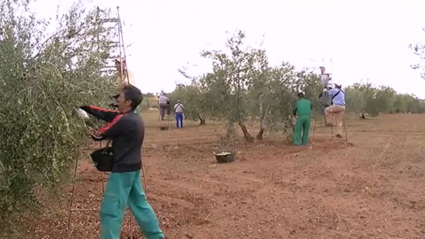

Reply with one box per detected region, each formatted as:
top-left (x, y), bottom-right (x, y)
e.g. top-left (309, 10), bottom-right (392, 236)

top-left (100, 171), bottom-right (164, 239)
top-left (293, 115), bottom-right (311, 145)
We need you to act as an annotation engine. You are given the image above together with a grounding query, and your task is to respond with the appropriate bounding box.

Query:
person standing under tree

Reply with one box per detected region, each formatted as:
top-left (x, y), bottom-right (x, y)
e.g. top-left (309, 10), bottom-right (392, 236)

top-left (174, 100), bottom-right (184, 128)
top-left (80, 85), bottom-right (164, 239)
top-left (292, 92), bottom-right (313, 146)
top-left (324, 83), bottom-right (346, 138)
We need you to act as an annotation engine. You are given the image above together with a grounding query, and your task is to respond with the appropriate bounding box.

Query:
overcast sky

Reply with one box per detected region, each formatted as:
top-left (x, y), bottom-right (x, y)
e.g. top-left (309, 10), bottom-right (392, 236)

top-left (33, 0), bottom-right (425, 97)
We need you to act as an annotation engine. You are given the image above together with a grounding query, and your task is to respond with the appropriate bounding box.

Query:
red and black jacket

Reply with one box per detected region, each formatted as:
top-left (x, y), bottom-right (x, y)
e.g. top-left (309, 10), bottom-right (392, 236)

top-left (81, 105), bottom-right (144, 173)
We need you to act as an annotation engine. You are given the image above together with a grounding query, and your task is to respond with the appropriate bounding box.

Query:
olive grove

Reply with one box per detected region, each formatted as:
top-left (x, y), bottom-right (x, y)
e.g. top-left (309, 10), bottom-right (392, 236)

top-left (170, 31), bottom-right (425, 142)
top-left (345, 83), bottom-right (425, 116)
top-left (0, 0), bottom-right (117, 234)
top-left (174, 31), bottom-right (323, 142)
top-left (2, 2), bottom-right (425, 235)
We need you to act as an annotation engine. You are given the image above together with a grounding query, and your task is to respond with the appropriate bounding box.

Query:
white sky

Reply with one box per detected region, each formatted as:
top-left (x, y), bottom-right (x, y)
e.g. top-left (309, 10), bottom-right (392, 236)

top-left (32, 0), bottom-right (425, 97)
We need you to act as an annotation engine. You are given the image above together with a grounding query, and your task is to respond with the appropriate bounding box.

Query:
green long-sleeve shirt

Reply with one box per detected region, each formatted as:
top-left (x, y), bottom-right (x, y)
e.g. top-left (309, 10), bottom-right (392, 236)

top-left (293, 98), bottom-right (312, 116)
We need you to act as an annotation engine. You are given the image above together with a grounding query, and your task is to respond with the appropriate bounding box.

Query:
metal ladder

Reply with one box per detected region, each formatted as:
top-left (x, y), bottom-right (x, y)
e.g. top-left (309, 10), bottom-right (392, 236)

top-left (97, 6), bottom-right (128, 82)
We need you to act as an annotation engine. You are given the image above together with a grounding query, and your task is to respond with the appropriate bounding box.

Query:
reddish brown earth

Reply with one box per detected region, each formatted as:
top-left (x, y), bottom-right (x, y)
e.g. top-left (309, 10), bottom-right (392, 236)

top-left (22, 113), bottom-right (425, 238)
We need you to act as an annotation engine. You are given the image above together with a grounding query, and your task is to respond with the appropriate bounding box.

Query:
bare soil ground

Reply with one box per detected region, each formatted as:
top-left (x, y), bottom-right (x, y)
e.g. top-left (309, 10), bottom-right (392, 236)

top-left (22, 112), bottom-right (425, 238)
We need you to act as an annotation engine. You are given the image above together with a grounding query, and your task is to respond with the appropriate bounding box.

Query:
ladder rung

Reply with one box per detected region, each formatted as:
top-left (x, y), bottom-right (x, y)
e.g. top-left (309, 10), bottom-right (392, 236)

top-left (100, 18), bottom-right (119, 23)
top-left (99, 69), bottom-right (115, 72)
top-left (101, 65), bottom-right (118, 68)
top-left (107, 44), bottom-right (121, 48)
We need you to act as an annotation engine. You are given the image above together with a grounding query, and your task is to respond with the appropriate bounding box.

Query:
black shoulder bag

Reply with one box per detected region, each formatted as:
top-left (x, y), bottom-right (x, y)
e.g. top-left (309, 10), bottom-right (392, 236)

top-left (90, 140), bottom-right (113, 172)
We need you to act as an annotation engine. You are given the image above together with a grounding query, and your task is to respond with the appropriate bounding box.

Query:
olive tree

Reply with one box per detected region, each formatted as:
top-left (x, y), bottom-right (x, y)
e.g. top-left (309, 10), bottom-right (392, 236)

top-left (197, 30), bottom-right (256, 141)
top-left (372, 86), bottom-right (396, 113)
top-left (181, 30), bottom-right (323, 142)
top-left (345, 82), bottom-right (425, 116)
top-left (344, 85), bottom-right (365, 117)
top-left (344, 82), bottom-right (378, 117)
top-left (0, 0), bottom-right (117, 233)
top-left (246, 58), bottom-right (320, 140)
top-left (168, 83), bottom-right (208, 125)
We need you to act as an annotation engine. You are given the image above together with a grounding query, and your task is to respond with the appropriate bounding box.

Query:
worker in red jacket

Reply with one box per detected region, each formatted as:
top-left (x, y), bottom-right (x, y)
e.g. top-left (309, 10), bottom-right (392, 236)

top-left (80, 85), bottom-right (164, 239)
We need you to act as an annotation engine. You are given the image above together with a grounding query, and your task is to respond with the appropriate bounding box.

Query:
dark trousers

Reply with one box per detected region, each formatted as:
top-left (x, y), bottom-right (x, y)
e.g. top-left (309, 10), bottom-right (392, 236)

top-left (175, 112), bottom-right (183, 128)
top-left (159, 103), bottom-right (168, 120)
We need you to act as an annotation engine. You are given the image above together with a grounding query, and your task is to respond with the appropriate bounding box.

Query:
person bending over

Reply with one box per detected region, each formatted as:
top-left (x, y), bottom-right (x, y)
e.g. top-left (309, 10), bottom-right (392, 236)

top-left (292, 92), bottom-right (312, 146)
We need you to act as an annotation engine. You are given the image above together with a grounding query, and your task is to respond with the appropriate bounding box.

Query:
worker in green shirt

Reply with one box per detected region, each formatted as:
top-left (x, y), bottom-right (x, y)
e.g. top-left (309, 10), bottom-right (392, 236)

top-left (292, 92), bottom-right (313, 146)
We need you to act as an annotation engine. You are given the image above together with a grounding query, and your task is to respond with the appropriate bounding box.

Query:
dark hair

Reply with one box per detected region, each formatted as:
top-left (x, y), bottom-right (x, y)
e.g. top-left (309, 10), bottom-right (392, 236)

top-left (297, 92), bottom-right (304, 98)
top-left (122, 85), bottom-right (143, 110)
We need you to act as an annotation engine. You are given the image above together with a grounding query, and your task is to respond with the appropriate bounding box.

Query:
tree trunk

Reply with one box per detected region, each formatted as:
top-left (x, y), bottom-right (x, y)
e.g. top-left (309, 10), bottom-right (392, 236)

top-left (256, 128), bottom-right (264, 140)
top-left (198, 115), bottom-right (206, 125)
top-left (256, 98), bottom-right (267, 141)
top-left (238, 120), bottom-right (254, 142)
top-left (257, 114), bottom-right (267, 140)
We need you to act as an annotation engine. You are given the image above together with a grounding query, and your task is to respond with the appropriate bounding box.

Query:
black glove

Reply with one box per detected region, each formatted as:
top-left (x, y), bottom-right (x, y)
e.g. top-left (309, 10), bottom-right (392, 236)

top-left (91, 133), bottom-right (104, 141)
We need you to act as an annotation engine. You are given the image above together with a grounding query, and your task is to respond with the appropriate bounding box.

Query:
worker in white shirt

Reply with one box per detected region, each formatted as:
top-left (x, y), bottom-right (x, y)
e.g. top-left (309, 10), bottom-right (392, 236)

top-left (174, 100), bottom-right (184, 128)
top-left (324, 83), bottom-right (346, 138)
top-left (158, 92), bottom-right (170, 120)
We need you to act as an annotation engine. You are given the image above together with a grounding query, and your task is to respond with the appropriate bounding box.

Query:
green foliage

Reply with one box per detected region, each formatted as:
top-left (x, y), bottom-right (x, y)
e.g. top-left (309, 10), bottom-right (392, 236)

top-left (140, 96), bottom-right (152, 110)
top-left (344, 82), bottom-right (425, 116)
top-left (138, 93), bottom-right (156, 110)
top-left (176, 30), bottom-right (323, 141)
top-left (0, 0), bottom-right (116, 233)
top-left (199, 31), bottom-right (253, 124)
top-left (171, 29), bottom-right (425, 142)
top-left (168, 83), bottom-right (208, 124)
